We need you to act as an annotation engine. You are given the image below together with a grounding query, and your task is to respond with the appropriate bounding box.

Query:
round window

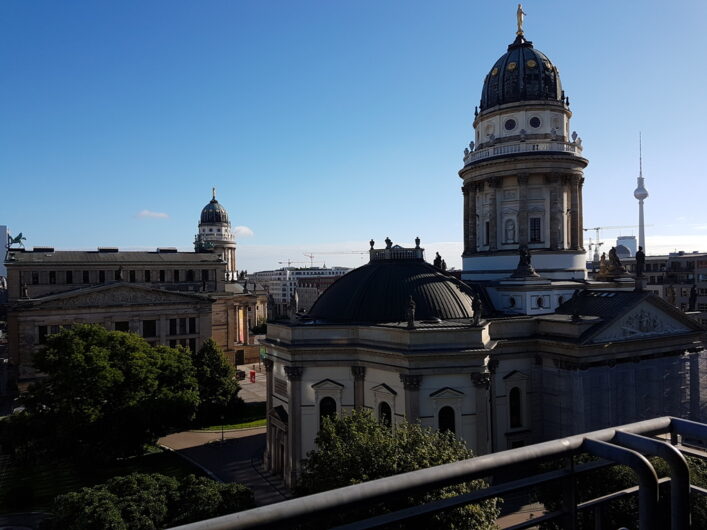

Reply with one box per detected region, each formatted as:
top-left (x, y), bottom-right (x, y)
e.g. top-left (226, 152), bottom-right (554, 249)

top-left (529, 117), bottom-right (541, 128)
top-left (504, 119), bottom-right (516, 131)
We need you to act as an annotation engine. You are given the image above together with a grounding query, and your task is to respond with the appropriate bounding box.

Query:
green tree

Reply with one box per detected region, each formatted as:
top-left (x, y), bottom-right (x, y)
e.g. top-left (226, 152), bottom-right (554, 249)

top-left (50, 472), bottom-right (254, 530)
top-left (5, 324), bottom-right (199, 461)
top-left (192, 338), bottom-right (240, 423)
top-left (296, 410), bottom-right (501, 529)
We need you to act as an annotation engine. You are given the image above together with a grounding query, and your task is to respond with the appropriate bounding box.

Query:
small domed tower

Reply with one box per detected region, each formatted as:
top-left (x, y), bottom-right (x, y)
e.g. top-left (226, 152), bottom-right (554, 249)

top-left (460, 16), bottom-right (588, 283)
top-left (195, 188), bottom-right (237, 280)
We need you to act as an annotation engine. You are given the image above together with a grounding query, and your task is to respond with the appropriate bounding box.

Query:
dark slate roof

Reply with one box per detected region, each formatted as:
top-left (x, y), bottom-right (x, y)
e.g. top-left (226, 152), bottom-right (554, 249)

top-left (200, 198), bottom-right (230, 224)
top-left (306, 258), bottom-right (475, 324)
top-left (7, 251), bottom-right (223, 264)
top-left (480, 35), bottom-right (564, 111)
top-left (555, 289), bottom-right (648, 319)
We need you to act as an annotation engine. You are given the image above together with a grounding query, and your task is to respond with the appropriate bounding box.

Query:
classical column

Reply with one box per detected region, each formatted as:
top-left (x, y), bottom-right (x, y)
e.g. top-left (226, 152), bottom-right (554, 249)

top-left (517, 174), bottom-right (529, 246)
top-left (564, 176), bottom-right (578, 250)
top-left (463, 184), bottom-right (478, 255)
top-left (470, 184), bottom-right (478, 253)
top-left (471, 371), bottom-right (491, 455)
top-left (400, 374), bottom-right (422, 422)
top-left (547, 174), bottom-right (562, 250)
top-left (352, 366), bottom-right (366, 409)
top-left (263, 358), bottom-right (274, 470)
top-left (463, 186), bottom-right (470, 255)
top-left (488, 178), bottom-right (500, 250)
top-left (284, 365), bottom-right (303, 487)
top-left (578, 177), bottom-right (585, 249)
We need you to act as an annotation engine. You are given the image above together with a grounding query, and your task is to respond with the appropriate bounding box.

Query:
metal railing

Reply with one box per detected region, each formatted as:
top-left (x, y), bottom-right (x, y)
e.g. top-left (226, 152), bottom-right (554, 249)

top-left (169, 416), bottom-right (707, 530)
top-left (464, 140), bottom-right (583, 165)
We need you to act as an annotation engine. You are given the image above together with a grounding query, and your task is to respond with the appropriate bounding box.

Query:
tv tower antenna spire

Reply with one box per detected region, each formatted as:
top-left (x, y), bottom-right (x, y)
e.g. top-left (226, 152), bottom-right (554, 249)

top-left (633, 133), bottom-right (649, 252)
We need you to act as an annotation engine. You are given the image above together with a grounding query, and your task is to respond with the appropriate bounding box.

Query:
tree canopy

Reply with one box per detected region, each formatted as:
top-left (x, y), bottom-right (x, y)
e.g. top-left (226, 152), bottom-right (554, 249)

top-left (296, 410), bottom-right (500, 529)
top-left (3, 324), bottom-right (200, 461)
top-left (192, 338), bottom-right (240, 423)
top-left (51, 472), bottom-right (255, 530)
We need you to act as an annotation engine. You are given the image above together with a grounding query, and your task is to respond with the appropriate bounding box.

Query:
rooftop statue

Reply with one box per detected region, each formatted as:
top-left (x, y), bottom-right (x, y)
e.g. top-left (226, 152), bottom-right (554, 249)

top-left (510, 244), bottom-right (539, 278)
top-left (516, 3), bottom-right (526, 36)
top-left (608, 246), bottom-right (626, 274)
top-left (433, 252), bottom-right (442, 269)
top-left (385, 237), bottom-right (392, 249)
top-left (406, 295), bottom-right (416, 330)
top-left (635, 246), bottom-right (645, 277)
top-left (472, 295), bottom-right (482, 327)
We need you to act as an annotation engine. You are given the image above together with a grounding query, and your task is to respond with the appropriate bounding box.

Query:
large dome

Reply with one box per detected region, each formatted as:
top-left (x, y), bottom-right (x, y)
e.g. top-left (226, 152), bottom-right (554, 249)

top-left (307, 256), bottom-right (476, 324)
top-left (200, 198), bottom-right (229, 224)
top-left (480, 36), bottom-right (564, 112)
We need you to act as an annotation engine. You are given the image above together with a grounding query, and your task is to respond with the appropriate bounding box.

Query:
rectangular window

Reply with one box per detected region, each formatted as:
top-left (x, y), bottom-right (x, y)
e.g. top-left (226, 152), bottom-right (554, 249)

top-left (169, 339), bottom-right (177, 348)
top-left (188, 317), bottom-right (196, 334)
top-left (698, 303), bottom-right (707, 311)
top-left (169, 319), bottom-right (177, 336)
top-left (38, 325), bottom-right (48, 343)
top-left (49, 271), bottom-right (56, 284)
top-left (484, 221), bottom-right (490, 245)
top-left (32, 271), bottom-right (39, 285)
top-left (174, 270), bottom-right (180, 282)
top-left (83, 270), bottom-right (90, 283)
top-left (201, 269), bottom-right (209, 282)
top-left (99, 270), bottom-right (106, 283)
top-left (144, 270), bottom-right (151, 282)
top-left (114, 269), bottom-right (121, 281)
top-left (530, 218), bottom-right (542, 243)
top-left (114, 321), bottom-right (130, 332)
top-left (129, 270), bottom-right (136, 283)
top-left (160, 270), bottom-right (165, 282)
top-left (179, 318), bottom-right (187, 334)
top-left (66, 271), bottom-right (73, 284)
top-left (142, 320), bottom-right (157, 338)
top-left (188, 338), bottom-right (196, 353)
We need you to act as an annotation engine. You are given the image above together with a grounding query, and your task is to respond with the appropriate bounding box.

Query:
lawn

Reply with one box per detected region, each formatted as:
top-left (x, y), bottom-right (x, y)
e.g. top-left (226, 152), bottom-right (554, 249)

top-left (197, 418), bottom-right (266, 431)
top-left (0, 447), bottom-right (206, 514)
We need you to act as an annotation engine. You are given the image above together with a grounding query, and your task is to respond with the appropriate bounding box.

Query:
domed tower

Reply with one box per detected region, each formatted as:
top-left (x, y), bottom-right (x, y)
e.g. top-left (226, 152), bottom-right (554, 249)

top-left (459, 10), bottom-right (588, 283)
top-left (195, 188), bottom-right (237, 280)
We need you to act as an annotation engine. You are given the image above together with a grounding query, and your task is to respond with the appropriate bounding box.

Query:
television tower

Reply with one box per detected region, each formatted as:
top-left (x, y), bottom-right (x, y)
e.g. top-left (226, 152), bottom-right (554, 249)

top-left (633, 133), bottom-right (649, 252)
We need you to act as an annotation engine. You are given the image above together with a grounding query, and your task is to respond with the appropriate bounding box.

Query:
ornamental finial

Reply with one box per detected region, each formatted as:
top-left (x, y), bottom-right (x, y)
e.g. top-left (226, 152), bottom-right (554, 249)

top-left (516, 4), bottom-right (526, 36)
top-left (212, 187), bottom-right (216, 200)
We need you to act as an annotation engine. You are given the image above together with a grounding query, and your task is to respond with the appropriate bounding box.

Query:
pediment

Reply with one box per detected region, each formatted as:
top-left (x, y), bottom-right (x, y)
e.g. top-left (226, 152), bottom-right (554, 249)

top-left (502, 370), bottom-right (528, 381)
top-left (28, 284), bottom-right (210, 310)
top-left (590, 300), bottom-right (694, 343)
top-left (429, 387), bottom-right (464, 398)
top-left (311, 378), bottom-right (344, 390)
top-left (371, 383), bottom-right (397, 396)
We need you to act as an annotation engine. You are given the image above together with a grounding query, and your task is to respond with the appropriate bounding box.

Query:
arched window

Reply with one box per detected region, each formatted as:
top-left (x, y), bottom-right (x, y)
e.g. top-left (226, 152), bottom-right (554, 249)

top-left (378, 402), bottom-right (392, 429)
top-left (319, 397), bottom-right (337, 430)
top-left (438, 406), bottom-right (456, 434)
top-left (504, 219), bottom-right (516, 243)
top-left (509, 387), bottom-right (522, 428)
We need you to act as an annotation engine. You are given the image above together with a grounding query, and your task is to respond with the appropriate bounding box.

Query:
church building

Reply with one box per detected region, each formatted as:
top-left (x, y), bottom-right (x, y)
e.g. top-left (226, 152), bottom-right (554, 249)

top-left (262, 15), bottom-right (707, 488)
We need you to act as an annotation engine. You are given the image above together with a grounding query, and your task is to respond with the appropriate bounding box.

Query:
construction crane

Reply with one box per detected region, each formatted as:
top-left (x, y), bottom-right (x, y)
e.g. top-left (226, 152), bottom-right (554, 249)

top-left (303, 250), bottom-right (369, 267)
top-left (582, 225), bottom-right (654, 261)
top-left (277, 260), bottom-right (309, 267)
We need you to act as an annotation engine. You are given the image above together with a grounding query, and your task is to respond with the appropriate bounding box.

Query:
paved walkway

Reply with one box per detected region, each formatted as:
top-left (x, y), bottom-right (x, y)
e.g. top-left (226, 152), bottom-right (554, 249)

top-left (159, 427), bottom-right (290, 506)
top-left (236, 363), bottom-right (267, 403)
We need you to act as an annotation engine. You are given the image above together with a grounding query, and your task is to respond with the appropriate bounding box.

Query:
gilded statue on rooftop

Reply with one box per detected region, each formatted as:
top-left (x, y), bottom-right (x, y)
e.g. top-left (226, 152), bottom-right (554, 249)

top-left (516, 4), bottom-right (526, 36)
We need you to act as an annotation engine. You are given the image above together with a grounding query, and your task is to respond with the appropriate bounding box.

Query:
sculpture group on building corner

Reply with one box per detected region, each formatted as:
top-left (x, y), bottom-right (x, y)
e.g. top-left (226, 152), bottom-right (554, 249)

top-left (510, 245), bottom-right (539, 278)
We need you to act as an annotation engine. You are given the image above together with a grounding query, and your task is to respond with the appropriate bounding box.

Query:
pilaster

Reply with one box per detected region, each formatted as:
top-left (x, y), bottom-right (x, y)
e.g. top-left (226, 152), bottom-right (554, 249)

top-left (400, 374), bottom-right (422, 422)
top-left (488, 178), bottom-right (501, 250)
top-left (284, 365), bottom-right (303, 486)
top-left (471, 371), bottom-right (491, 455)
top-left (263, 358), bottom-right (274, 470)
top-left (352, 366), bottom-right (366, 410)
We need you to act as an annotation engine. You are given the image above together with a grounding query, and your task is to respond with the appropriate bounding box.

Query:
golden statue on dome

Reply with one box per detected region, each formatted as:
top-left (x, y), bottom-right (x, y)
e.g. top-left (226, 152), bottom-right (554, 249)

top-left (516, 4), bottom-right (526, 36)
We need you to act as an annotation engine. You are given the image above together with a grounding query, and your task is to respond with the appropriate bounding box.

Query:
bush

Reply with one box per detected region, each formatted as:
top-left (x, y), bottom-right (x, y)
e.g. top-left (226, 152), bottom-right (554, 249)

top-left (51, 472), bottom-right (255, 529)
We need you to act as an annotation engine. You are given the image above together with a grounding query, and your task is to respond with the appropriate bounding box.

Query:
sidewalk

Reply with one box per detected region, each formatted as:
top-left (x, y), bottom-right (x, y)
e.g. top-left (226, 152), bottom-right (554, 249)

top-left (159, 427), bottom-right (290, 506)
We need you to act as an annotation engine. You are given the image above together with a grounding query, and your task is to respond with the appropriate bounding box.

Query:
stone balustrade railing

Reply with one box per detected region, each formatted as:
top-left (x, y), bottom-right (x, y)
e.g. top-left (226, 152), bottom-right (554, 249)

top-left (463, 140), bottom-right (583, 165)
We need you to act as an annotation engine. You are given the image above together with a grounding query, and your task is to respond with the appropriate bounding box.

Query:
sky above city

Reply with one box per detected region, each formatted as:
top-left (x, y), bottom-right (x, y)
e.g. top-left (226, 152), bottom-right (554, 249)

top-left (2, 0), bottom-right (706, 272)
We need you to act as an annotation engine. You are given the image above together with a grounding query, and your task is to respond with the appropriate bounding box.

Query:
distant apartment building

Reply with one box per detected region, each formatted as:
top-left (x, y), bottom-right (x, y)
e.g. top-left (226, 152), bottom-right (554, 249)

top-left (249, 266), bottom-right (351, 318)
top-left (614, 251), bottom-right (707, 327)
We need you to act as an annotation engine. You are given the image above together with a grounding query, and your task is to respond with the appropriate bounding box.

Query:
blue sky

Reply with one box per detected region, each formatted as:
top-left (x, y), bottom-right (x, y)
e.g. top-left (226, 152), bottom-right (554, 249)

top-left (2, 0), bottom-right (706, 271)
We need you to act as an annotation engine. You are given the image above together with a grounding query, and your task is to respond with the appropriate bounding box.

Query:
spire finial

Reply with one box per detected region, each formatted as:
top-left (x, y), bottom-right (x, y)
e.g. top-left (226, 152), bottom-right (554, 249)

top-left (516, 4), bottom-right (526, 36)
top-left (212, 187), bottom-right (216, 200)
top-left (639, 132), bottom-right (643, 179)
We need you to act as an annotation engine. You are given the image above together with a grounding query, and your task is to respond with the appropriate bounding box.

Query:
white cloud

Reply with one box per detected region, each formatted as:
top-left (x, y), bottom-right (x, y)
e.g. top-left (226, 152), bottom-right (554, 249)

top-left (234, 225), bottom-right (254, 237)
top-left (136, 210), bottom-right (169, 219)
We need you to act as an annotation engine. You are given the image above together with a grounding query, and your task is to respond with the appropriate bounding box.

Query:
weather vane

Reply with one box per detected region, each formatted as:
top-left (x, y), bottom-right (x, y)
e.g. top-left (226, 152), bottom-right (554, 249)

top-left (516, 4), bottom-right (526, 36)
